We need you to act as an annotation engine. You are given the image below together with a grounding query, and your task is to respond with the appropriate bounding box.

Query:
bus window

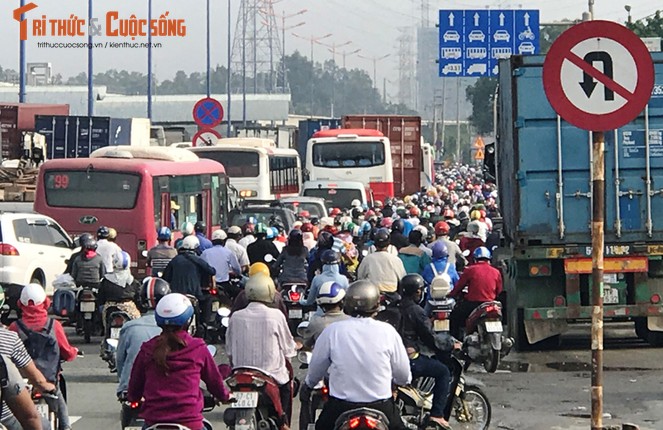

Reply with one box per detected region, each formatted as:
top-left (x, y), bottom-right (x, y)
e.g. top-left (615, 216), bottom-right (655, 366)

top-left (196, 150), bottom-right (259, 177)
top-left (44, 171), bottom-right (141, 208)
top-left (269, 156), bottom-right (300, 195)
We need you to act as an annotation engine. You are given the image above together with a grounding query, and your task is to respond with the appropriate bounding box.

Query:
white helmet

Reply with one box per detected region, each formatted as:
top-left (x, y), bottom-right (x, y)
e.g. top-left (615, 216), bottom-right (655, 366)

top-left (316, 281), bottom-right (346, 305)
top-left (351, 199), bottom-right (361, 208)
top-left (20, 283), bottom-right (46, 306)
top-left (180, 235), bottom-right (200, 250)
top-left (211, 229), bottom-right (227, 241)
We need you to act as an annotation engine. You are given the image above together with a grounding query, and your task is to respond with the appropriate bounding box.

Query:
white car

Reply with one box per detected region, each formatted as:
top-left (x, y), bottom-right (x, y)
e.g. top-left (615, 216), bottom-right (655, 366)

top-left (518, 42), bottom-right (536, 54)
top-left (468, 30), bottom-right (486, 42)
top-left (0, 212), bottom-right (75, 296)
top-left (443, 30), bottom-right (461, 43)
top-left (493, 30), bottom-right (510, 42)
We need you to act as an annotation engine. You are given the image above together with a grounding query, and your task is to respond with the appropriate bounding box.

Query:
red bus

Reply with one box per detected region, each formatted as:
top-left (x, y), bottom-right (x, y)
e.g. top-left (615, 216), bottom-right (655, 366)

top-left (34, 146), bottom-right (231, 277)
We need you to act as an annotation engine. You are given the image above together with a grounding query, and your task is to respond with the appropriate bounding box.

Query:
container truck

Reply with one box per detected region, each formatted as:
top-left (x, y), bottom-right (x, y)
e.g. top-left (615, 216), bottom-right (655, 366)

top-left (35, 116), bottom-right (150, 159)
top-left (0, 103), bottom-right (69, 161)
top-left (491, 54), bottom-right (663, 349)
top-left (297, 118), bottom-right (341, 167)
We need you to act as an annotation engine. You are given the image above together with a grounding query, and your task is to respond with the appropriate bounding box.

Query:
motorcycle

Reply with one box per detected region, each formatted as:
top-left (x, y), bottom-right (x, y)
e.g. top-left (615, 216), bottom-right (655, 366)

top-left (463, 301), bottom-right (513, 373)
top-left (100, 307), bottom-right (131, 372)
top-left (333, 408), bottom-right (390, 430)
top-left (281, 282), bottom-right (309, 335)
top-left (397, 350), bottom-right (491, 430)
top-left (28, 373), bottom-right (68, 430)
top-left (223, 368), bottom-right (287, 430)
top-left (297, 350), bottom-right (328, 430)
top-left (76, 286), bottom-right (99, 343)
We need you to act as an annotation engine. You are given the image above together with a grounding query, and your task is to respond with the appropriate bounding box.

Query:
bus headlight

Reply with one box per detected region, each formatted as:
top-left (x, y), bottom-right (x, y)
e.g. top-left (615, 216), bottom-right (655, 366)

top-left (239, 190), bottom-right (258, 198)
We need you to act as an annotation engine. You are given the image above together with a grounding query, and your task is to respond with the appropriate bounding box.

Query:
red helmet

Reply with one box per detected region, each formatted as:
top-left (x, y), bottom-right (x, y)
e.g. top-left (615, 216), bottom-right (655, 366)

top-left (300, 210), bottom-right (311, 218)
top-left (443, 209), bottom-right (455, 219)
top-left (330, 208), bottom-right (342, 216)
top-left (365, 210), bottom-right (376, 218)
top-left (435, 221), bottom-right (450, 236)
top-left (323, 225), bottom-right (338, 235)
top-left (409, 207), bottom-right (421, 217)
top-left (301, 222), bottom-right (314, 233)
top-left (381, 218), bottom-right (394, 228)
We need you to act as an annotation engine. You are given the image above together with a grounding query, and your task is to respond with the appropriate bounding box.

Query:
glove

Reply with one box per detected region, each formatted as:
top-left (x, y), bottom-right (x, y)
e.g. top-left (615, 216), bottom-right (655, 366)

top-left (299, 381), bottom-right (313, 401)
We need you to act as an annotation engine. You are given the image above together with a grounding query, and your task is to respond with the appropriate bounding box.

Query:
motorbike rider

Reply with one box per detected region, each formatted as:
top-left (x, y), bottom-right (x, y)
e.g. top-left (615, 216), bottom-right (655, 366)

top-left (194, 221), bottom-right (213, 252)
top-left (357, 228), bottom-right (406, 294)
top-left (98, 251), bottom-right (142, 333)
top-left (0, 354), bottom-right (42, 430)
top-left (390, 219), bottom-right (410, 250)
top-left (422, 242), bottom-right (460, 299)
top-left (116, 277), bottom-right (171, 397)
top-left (174, 222), bottom-right (195, 251)
top-left (9, 284), bottom-right (79, 430)
top-left (128, 293), bottom-right (231, 429)
top-left (458, 221), bottom-right (486, 265)
top-left (147, 227), bottom-right (178, 277)
top-left (64, 233), bottom-right (94, 275)
top-left (398, 274), bottom-right (460, 430)
top-left (238, 222), bottom-right (257, 249)
top-left (226, 274), bottom-right (297, 429)
top-left (71, 238), bottom-right (106, 288)
top-left (302, 281), bottom-right (349, 348)
top-left (449, 247), bottom-right (503, 339)
top-left (272, 229), bottom-right (309, 286)
top-left (307, 231), bottom-right (336, 282)
top-left (231, 264), bottom-right (288, 318)
top-left (300, 250), bottom-right (349, 310)
top-left (201, 229), bottom-right (242, 299)
top-left (301, 223), bottom-right (317, 251)
top-left (96, 226), bottom-right (122, 273)
top-left (397, 230), bottom-right (432, 275)
top-left (301, 280), bottom-right (410, 430)
top-left (225, 226), bottom-right (251, 274)
top-left (429, 221), bottom-right (466, 271)
top-left (247, 223), bottom-right (280, 267)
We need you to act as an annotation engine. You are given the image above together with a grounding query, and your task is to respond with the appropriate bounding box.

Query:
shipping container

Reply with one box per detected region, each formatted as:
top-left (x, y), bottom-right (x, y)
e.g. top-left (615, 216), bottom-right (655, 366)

top-left (342, 115), bottom-right (422, 196)
top-left (35, 116), bottom-right (150, 159)
top-left (297, 119), bottom-right (341, 164)
top-left (0, 103), bottom-right (69, 160)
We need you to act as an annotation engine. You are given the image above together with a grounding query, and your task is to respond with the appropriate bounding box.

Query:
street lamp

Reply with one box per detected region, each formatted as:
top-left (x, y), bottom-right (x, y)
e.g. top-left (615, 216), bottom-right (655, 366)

top-left (625, 5), bottom-right (632, 24)
top-left (358, 53), bottom-right (391, 90)
top-left (292, 32), bottom-right (333, 116)
top-left (316, 40), bottom-right (351, 117)
top-left (338, 48), bottom-right (361, 69)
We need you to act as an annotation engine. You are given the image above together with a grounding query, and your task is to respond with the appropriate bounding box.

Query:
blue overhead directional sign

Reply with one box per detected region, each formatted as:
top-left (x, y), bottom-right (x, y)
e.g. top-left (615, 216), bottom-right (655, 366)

top-left (439, 9), bottom-right (539, 77)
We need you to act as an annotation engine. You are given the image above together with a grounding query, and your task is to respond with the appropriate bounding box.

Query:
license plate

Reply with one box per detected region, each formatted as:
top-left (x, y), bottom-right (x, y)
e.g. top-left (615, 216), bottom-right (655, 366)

top-left (289, 308), bottom-right (303, 319)
top-left (212, 301), bottom-right (220, 312)
top-left (433, 319), bottom-right (449, 332)
top-left (230, 391), bottom-right (259, 408)
top-left (110, 327), bottom-right (121, 339)
top-left (485, 321), bottom-right (503, 333)
top-left (36, 403), bottom-right (48, 418)
top-left (603, 288), bottom-right (619, 304)
top-left (80, 301), bottom-right (95, 313)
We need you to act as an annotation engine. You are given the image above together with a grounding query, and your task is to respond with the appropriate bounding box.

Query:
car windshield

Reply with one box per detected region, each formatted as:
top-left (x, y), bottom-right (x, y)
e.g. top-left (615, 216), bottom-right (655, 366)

top-left (282, 202), bottom-right (325, 218)
top-left (312, 142), bottom-right (385, 168)
top-left (230, 210), bottom-right (289, 230)
top-left (303, 188), bottom-right (363, 210)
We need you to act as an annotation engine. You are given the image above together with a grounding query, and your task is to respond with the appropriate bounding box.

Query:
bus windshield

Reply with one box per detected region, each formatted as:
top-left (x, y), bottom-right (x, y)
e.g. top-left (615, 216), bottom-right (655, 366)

top-left (44, 171), bottom-right (141, 209)
top-left (195, 151), bottom-right (259, 177)
top-left (312, 142), bottom-right (385, 168)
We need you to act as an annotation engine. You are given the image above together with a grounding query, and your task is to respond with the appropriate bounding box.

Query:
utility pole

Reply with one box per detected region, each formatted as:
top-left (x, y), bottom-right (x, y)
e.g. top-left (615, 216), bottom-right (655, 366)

top-left (227, 0), bottom-right (232, 136)
top-left (87, 0), bottom-right (93, 116)
top-left (292, 32), bottom-right (332, 116)
top-left (455, 78), bottom-right (461, 162)
top-left (317, 40), bottom-right (351, 118)
top-left (588, 0), bottom-right (594, 20)
top-left (263, 8), bottom-right (306, 92)
top-left (340, 48), bottom-right (361, 70)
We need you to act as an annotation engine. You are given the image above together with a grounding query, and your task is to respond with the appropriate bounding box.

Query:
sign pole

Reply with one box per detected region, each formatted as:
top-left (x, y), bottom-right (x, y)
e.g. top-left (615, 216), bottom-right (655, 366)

top-left (590, 130), bottom-right (604, 430)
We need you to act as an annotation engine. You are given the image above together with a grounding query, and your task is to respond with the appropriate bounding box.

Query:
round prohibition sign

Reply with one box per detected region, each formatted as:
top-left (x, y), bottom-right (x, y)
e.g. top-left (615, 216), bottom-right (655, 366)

top-left (192, 129), bottom-right (222, 147)
top-left (542, 20), bottom-right (654, 131)
top-left (192, 97), bottom-right (224, 128)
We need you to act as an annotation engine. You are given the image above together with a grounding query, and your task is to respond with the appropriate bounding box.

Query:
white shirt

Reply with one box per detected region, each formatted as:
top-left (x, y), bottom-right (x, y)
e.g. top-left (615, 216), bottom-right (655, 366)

top-left (305, 318), bottom-right (411, 403)
top-left (357, 251), bottom-right (407, 293)
top-left (367, 244), bottom-right (398, 256)
top-left (238, 235), bottom-right (256, 249)
top-left (225, 239), bottom-right (250, 268)
top-left (96, 239), bottom-right (123, 273)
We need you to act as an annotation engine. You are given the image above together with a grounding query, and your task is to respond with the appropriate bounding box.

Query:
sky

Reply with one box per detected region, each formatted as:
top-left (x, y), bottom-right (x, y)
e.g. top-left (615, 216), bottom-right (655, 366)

top-left (0, 0), bottom-right (658, 97)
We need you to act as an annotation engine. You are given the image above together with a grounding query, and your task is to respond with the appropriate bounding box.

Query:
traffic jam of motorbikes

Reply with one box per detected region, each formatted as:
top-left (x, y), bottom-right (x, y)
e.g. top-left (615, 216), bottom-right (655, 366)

top-left (0, 160), bottom-right (509, 430)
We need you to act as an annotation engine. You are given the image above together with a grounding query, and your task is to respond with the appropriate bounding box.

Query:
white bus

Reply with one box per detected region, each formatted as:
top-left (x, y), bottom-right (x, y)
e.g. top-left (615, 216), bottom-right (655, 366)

top-left (421, 140), bottom-right (435, 189)
top-left (306, 129), bottom-right (394, 203)
top-left (189, 138), bottom-right (301, 200)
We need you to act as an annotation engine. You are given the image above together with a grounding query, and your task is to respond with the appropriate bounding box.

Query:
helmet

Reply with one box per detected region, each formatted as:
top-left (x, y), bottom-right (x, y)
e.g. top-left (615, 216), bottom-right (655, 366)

top-left (392, 219), bottom-right (405, 233)
top-left (180, 235), bottom-right (200, 250)
top-left (409, 207), bottom-right (421, 217)
top-left (211, 229), bottom-right (227, 241)
top-left (443, 209), bottom-right (455, 219)
top-left (344, 280), bottom-right (380, 315)
top-left (473, 246), bottom-right (492, 261)
top-left (288, 229), bottom-right (303, 242)
top-left (181, 222), bottom-right (195, 236)
top-left (301, 223), bottom-right (314, 233)
top-left (467, 221), bottom-right (482, 235)
top-left (435, 221), bottom-right (450, 236)
top-left (457, 211), bottom-right (469, 221)
top-left (374, 200), bottom-right (383, 208)
top-left (97, 226), bottom-right (110, 239)
top-left (157, 227), bottom-right (172, 241)
top-left (20, 283), bottom-right (46, 306)
top-left (194, 221), bottom-right (206, 233)
top-left (351, 199), bottom-right (361, 208)
top-left (141, 277), bottom-right (171, 309)
top-left (108, 228), bottom-right (118, 240)
top-left (470, 210), bottom-right (482, 221)
top-left (374, 228), bottom-right (391, 249)
top-left (249, 262), bottom-right (270, 277)
top-left (320, 249), bottom-right (340, 265)
top-left (255, 223), bottom-right (269, 235)
top-left (84, 238), bottom-right (98, 251)
top-left (267, 227), bottom-right (278, 239)
top-left (316, 281), bottom-right (346, 305)
top-left (77, 233), bottom-right (94, 248)
top-left (245, 273), bottom-right (276, 304)
top-left (330, 208), bottom-right (342, 217)
top-left (112, 251), bottom-right (131, 272)
top-left (399, 274), bottom-right (425, 297)
top-left (228, 225), bottom-right (242, 236)
top-left (380, 217), bottom-right (393, 229)
top-left (431, 241), bottom-right (449, 260)
top-left (317, 231), bottom-right (334, 250)
top-left (155, 293), bottom-right (194, 327)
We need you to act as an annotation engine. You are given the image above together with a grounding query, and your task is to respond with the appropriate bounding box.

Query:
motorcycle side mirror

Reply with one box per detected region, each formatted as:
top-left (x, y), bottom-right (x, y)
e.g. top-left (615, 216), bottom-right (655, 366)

top-left (105, 339), bottom-right (119, 349)
top-left (141, 250), bottom-right (148, 258)
top-left (296, 321), bottom-right (310, 337)
top-left (297, 351), bottom-right (313, 365)
top-left (217, 307), bottom-right (231, 318)
top-left (462, 249), bottom-right (471, 257)
top-left (207, 345), bottom-right (217, 357)
top-left (221, 316), bottom-right (230, 328)
top-left (264, 254), bottom-right (274, 263)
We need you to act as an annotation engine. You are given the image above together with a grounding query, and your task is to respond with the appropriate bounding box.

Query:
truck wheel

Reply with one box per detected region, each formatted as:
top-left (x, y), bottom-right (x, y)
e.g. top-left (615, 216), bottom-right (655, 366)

top-left (648, 330), bottom-right (663, 347)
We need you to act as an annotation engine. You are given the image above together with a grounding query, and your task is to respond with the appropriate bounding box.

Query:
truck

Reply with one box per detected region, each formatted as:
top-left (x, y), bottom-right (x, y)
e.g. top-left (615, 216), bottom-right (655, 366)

top-left (0, 103), bottom-right (69, 161)
top-left (35, 116), bottom-right (150, 159)
top-left (490, 54), bottom-right (663, 349)
top-left (342, 115), bottom-right (422, 197)
top-left (297, 118), bottom-right (341, 167)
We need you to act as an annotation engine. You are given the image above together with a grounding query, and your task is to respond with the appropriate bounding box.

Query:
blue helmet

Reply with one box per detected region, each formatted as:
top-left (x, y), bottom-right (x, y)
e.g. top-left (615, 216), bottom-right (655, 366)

top-left (155, 293), bottom-right (194, 328)
top-left (431, 241), bottom-right (449, 260)
top-left (473, 246), bottom-right (492, 261)
top-left (266, 227), bottom-right (277, 239)
top-left (157, 227), bottom-right (172, 241)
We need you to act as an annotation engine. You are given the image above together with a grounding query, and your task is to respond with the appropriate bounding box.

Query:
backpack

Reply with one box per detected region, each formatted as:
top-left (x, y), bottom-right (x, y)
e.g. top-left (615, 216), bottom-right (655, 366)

top-left (16, 319), bottom-right (60, 383)
top-left (429, 262), bottom-right (452, 299)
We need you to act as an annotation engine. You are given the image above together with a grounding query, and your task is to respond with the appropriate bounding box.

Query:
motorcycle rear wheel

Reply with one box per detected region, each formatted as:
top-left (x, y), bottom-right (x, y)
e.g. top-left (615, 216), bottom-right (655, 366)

top-left (483, 348), bottom-right (499, 373)
top-left (450, 387), bottom-right (491, 430)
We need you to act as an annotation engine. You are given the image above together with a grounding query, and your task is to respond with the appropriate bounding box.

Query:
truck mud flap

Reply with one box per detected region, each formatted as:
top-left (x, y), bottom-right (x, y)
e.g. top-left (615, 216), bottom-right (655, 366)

top-left (647, 316), bottom-right (663, 332)
top-left (524, 319), bottom-right (568, 344)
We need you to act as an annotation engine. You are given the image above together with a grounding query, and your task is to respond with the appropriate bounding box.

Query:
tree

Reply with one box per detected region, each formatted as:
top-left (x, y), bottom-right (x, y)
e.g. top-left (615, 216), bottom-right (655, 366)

top-left (627, 11), bottom-right (663, 37)
top-left (465, 78), bottom-right (497, 135)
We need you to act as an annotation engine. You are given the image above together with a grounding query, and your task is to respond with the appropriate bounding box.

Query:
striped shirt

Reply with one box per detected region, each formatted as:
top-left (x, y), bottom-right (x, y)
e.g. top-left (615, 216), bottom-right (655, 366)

top-left (0, 328), bottom-right (33, 421)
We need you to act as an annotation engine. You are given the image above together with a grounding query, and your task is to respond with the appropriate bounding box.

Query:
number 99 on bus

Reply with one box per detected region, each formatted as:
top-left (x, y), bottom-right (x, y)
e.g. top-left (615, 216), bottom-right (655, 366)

top-left (48, 174), bottom-right (70, 189)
